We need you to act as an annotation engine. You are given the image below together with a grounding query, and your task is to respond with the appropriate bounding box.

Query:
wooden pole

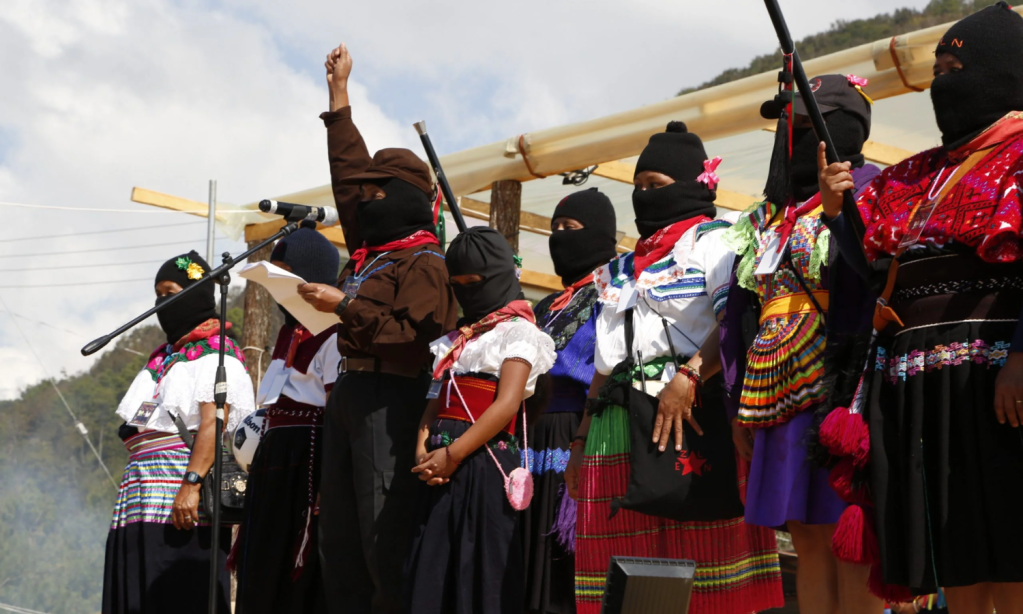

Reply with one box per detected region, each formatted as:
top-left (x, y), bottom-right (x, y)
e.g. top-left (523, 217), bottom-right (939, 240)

top-left (241, 239), bottom-right (274, 390)
top-left (489, 180), bottom-right (522, 254)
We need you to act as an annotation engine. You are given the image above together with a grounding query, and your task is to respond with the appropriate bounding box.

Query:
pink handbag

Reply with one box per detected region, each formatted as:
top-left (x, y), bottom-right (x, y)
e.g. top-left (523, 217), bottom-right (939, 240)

top-left (448, 376), bottom-right (534, 510)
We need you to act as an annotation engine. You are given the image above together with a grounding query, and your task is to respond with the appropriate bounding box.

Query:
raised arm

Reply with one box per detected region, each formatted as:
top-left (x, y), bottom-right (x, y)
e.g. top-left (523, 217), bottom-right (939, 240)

top-left (321, 43), bottom-right (372, 249)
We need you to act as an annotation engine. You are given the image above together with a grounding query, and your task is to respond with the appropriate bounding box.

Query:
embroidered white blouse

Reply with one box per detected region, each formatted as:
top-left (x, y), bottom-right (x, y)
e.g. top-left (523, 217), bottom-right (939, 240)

top-left (117, 352), bottom-right (256, 434)
top-left (429, 320), bottom-right (557, 398)
top-left (593, 215), bottom-right (739, 375)
top-left (257, 332), bottom-right (340, 409)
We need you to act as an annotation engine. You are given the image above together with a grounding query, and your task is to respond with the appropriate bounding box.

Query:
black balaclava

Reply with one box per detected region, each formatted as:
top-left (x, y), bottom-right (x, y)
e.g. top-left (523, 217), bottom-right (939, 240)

top-left (270, 220), bottom-right (341, 325)
top-left (446, 227), bottom-right (523, 323)
top-left (154, 250), bottom-right (218, 345)
top-left (549, 188), bottom-right (619, 285)
top-left (632, 121), bottom-right (717, 240)
top-left (931, 2), bottom-right (1023, 150)
top-left (788, 110), bottom-right (867, 202)
top-left (356, 177), bottom-right (436, 246)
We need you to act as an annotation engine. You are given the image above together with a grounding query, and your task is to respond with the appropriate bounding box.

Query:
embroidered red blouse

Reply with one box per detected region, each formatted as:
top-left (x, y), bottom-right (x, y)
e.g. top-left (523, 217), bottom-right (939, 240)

top-left (856, 112), bottom-right (1023, 263)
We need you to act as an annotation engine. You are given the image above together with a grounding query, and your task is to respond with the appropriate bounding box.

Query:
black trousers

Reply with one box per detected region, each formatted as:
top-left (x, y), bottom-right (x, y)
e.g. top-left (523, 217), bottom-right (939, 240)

top-left (319, 370), bottom-right (429, 614)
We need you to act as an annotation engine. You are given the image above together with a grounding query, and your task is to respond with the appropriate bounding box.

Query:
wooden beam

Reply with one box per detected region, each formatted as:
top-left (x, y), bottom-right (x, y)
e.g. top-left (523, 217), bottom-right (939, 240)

top-left (520, 269), bottom-right (563, 292)
top-left (132, 187), bottom-right (223, 220)
top-left (761, 126), bottom-right (913, 166)
top-left (490, 180), bottom-right (523, 253)
top-left (593, 160), bottom-right (758, 212)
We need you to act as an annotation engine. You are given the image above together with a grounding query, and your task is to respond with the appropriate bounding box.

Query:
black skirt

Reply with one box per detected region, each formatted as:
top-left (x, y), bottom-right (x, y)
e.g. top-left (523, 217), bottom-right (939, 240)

top-left (522, 410), bottom-right (580, 614)
top-left (235, 424), bottom-right (325, 614)
top-left (404, 418), bottom-right (524, 614)
top-left (869, 252), bottom-right (1023, 590)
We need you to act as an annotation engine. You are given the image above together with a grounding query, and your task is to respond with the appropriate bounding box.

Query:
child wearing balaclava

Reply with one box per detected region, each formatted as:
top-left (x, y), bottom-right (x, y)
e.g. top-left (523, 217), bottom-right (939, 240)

top-left (404, 227), bottom-right (556, 614)
top-left (717, 73), bottom-right (883, 612)
top-left (815, 3), bottom-right (1023, 607)
top-left (524, 188), bottom-right (618, 612)
top-left (233, 221), bottom-right (342, 614)
top-left (103, 252), bottom-right (255, 614)
top-left (567, 122), bottom-right (785, 614)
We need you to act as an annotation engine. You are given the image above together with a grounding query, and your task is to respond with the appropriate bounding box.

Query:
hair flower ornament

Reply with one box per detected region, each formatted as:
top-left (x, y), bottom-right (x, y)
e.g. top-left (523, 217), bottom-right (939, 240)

top-left (512, 254), bottom-right (523, 279)
top-left (697, 156), bottom-right (723, 191)
top-left (174, 256), bottom-right (205, 280)
top-left (846, 74), bottom-right (875, 105)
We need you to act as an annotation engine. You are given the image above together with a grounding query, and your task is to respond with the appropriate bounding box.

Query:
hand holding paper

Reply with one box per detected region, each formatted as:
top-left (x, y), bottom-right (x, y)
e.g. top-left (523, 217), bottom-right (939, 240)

top-left (239, 262), bottom-right (339, 335)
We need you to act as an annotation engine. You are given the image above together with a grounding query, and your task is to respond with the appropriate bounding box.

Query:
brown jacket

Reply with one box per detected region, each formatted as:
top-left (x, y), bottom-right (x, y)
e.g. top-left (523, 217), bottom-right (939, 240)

top-left (321, 106), bottom-right (457, 369)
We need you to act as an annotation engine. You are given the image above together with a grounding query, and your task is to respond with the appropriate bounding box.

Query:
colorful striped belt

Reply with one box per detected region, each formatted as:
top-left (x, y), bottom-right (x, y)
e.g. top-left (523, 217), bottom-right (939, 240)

top-left (438, 375), bottom-right (516, 435)
top-left (123, 430), bottom-right (189, 456)
top-left (760, 291), bottom-right (829, 324)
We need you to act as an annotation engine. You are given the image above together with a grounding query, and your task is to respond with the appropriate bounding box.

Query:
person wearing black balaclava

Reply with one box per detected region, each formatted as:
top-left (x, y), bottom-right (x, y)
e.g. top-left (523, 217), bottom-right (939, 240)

top-left (102, 252), bottom-right (255, 614)
top-left (718, 74), bottom-right (882, 614)
top-left (405, 226), bottom-right (556, 614)
top-left (520, 188), bottom-right (617, 614)
top-left (817, 4), bottom-right (1023, 609)
top-left (234, 222), bottom-right (340, 614)
top-left (294, 43), bottom-right (457, 614)
top-left (566, 123), bottom-right (785, 614)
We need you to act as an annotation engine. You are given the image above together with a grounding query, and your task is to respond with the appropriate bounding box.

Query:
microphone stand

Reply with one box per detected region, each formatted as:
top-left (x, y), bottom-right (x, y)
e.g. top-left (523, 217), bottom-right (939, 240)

top-left (82, 219), bottom-right (302, 614)
top-left (762, 0), bottom-right (870, 269)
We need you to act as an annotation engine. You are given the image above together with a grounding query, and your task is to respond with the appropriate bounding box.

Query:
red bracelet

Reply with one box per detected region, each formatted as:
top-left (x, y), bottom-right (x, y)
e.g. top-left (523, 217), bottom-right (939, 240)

top-left (446, 446), bottom-right (459, 466)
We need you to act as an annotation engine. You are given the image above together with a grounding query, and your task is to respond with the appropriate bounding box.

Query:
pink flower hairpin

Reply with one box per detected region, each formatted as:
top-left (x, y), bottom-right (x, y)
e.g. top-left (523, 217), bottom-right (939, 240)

top-left (697, 157), bottom-right (723, 190)
top-left (846, 75), bottom-right (875, 105)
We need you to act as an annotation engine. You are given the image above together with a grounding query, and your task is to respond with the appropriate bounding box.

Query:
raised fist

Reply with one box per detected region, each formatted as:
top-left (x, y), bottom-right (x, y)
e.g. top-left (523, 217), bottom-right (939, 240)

top-left (325, 43), bottom-right (353, 87)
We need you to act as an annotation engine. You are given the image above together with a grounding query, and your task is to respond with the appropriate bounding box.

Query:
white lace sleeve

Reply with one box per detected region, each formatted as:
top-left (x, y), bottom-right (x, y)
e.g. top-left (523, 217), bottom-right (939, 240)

top-left (116, 369), bottom-right (157, 423)
top-left (494, 320), bottom-right (556, 397)
top-left (159, 353), bottom-right (256, 432)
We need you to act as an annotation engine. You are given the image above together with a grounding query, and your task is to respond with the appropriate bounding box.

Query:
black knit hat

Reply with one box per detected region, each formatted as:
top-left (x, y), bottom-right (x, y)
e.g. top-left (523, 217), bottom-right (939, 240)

top-left (632, 122), bottom-right (717, 239)
top-left (932, 2), bottom-right (1023, 148)
top-left (549, 188), bottom-right (619, 285)
top-left (270, 220), bottom-right (341, 285)
top-left (154, 250), bottom-right (217, 344)
top-left (760, 74), bottom-right (872, 137)
top-left (635, 121), bottom-right (714, 189)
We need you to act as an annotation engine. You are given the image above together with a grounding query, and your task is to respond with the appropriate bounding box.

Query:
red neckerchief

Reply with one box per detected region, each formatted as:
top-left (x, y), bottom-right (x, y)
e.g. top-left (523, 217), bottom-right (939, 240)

top-left (948, 111), bottom-right (1023, 163)
top-left (172, 318), bottom-right (230, 352)
top-left (349, 230), bottom-right (439, 273)
top-left (773, 193), bottom-right (823, 252)
top-left (549, 274), bottom-right (594, 312)
top-left (633, 217), bottom-right (710, 276)
top-left (432, 300), bottom-right (535, 381)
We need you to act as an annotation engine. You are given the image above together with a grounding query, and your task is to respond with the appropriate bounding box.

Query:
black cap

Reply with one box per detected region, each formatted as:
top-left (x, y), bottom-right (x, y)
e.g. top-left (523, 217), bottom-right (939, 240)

top-left (761, 74), bottom-right (872, 136)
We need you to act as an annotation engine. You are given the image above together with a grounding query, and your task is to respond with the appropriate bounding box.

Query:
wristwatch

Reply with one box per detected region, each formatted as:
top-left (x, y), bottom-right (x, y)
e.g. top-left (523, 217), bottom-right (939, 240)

top-left (334, 295), bottom-right (353, 318)
top-left (183, 471), bottom-right (202, 485)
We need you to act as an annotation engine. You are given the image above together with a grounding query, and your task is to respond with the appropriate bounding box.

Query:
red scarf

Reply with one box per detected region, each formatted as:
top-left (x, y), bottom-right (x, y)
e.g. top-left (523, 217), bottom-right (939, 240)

top-left (549, 274), bottom-right (594, 312)
top-left (172, 318), bottom-right (230, 352)
top-left (773, 194), bottom-right (823, 252)
top-left (349, 230), bottom-right (439, 273)
top-left (633, 217), bottom-right (710, 276)
top-left (432, 300), bottom-right (535, 380)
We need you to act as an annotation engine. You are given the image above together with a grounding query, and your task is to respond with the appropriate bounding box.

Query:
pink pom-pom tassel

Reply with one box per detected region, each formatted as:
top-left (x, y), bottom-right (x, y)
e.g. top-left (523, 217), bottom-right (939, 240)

top-left (819, 409), bottom-right (870, 465)
top-left (832, 504), bottom-right (879, 565)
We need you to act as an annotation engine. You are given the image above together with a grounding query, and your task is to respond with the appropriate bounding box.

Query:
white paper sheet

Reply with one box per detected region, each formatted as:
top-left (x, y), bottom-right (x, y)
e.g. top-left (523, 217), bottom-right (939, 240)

top-left (238, 261), bottom-right (338, 335)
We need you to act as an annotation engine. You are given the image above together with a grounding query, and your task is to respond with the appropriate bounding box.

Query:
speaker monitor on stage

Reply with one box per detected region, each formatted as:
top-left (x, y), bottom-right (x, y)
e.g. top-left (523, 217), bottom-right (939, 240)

top-left (601, 557), bottom-right (696, 614)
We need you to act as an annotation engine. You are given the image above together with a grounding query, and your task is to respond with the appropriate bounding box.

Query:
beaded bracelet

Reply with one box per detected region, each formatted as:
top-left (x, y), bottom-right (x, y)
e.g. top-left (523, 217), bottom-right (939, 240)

top-left (677, 363), bottom-right (702, 387)
top-left (445, 446), bottom-right (459, 467)
top-left (570, 436), bottom-right (587, 451)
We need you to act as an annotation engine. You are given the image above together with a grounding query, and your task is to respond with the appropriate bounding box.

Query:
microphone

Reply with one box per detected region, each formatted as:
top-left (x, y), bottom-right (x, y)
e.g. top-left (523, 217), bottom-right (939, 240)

top-left (259, 200), bottom-right (339, 225)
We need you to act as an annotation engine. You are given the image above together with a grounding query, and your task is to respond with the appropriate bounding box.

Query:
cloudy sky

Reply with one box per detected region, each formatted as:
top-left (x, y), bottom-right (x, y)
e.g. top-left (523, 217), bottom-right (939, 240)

top-left (0, 0), bottom-right (932, 399)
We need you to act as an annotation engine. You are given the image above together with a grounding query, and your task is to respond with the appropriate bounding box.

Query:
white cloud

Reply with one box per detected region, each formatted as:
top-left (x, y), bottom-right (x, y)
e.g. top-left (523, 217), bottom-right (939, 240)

top-left (0, 0), bottom-right (935, 399)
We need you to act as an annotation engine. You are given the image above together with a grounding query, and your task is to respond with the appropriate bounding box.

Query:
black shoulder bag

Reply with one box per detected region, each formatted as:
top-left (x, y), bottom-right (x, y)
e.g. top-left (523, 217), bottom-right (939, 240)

top-left (171, 412), bottom-right (246, 526)
top-left (605, 308), bottom-right (745, 522)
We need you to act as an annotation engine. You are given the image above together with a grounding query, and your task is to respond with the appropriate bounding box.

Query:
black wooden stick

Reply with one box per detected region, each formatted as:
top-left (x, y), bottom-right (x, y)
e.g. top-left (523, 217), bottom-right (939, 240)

top-left (414, 121), bottom-right (467, 233)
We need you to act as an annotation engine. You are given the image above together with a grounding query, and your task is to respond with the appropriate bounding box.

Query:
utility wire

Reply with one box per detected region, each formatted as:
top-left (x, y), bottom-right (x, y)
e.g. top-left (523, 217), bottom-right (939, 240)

top-left (0, 221), bottom-right (205, 243)
top-left (0, 278), bottom-right (152, 289)
top-left (5, 311), bottom-right (145, 355)
top-left (0, 237), bottom-right (227, 258)
top-left (0, 259), bottom-right (166, 273)
top-left (0, 294), bottom-right (119, 489)
top-left (0, 601), bottom-right (51, 614)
